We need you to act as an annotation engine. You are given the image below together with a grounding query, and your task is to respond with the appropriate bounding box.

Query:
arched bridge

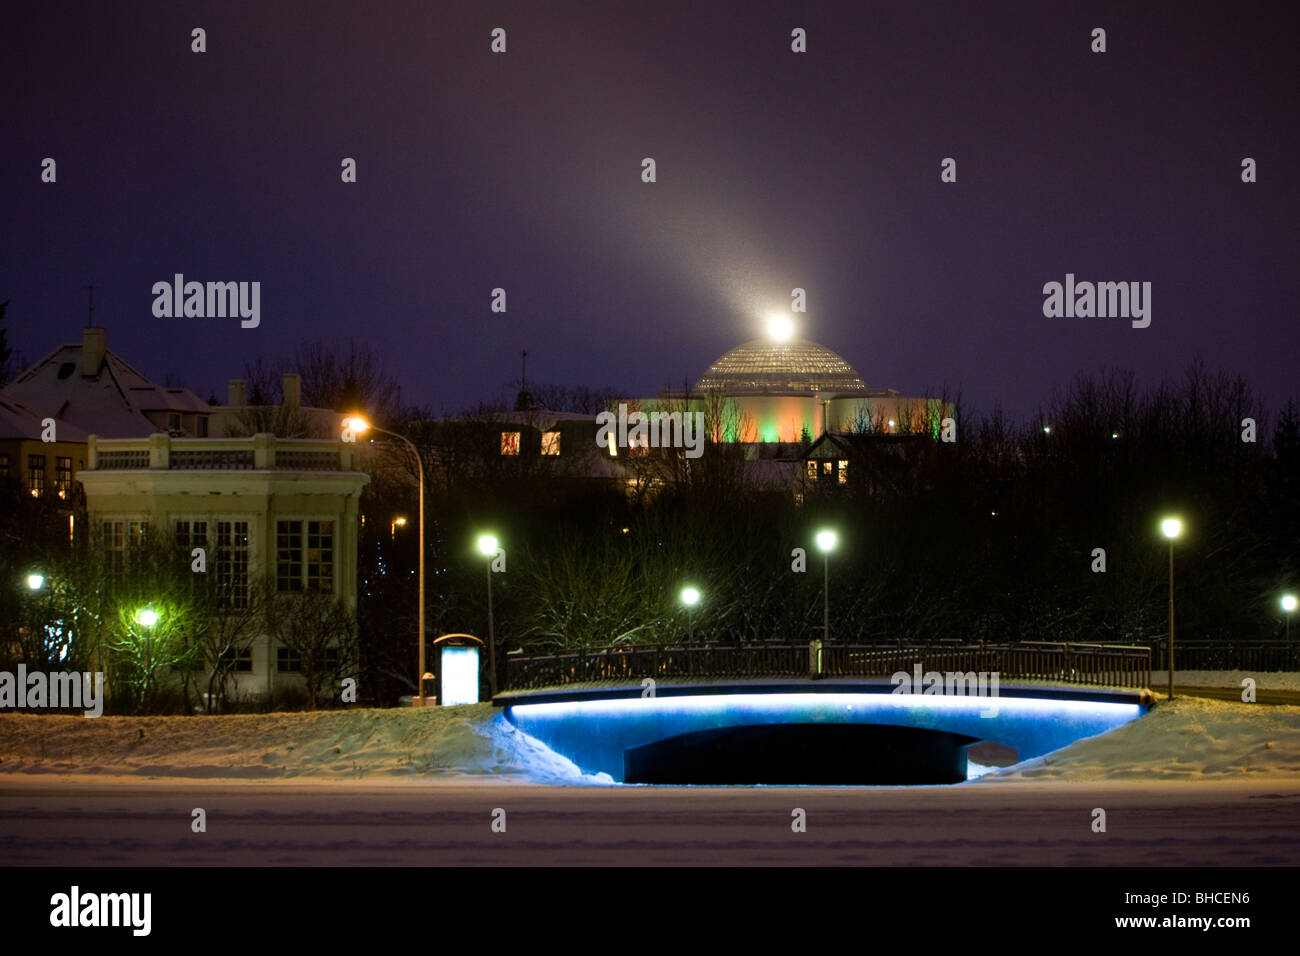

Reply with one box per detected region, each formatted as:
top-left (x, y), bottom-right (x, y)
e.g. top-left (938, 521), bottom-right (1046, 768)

top-left (496, 642), bottom-right (1153, 784)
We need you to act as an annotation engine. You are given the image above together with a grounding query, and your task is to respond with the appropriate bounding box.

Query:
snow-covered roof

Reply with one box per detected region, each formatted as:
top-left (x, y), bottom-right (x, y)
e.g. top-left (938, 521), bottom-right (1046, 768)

top-left (2, 328), bottom-right (209, 438)
top-left (0, 395), bottom-right (91, 443)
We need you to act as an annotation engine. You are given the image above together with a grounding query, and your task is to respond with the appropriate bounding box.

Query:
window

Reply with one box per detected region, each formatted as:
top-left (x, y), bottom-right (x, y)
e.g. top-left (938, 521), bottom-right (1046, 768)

top-left (175, 519), bottom-right (207, 550)
top-left (806, 460), bottom-right (817, 480)
top-left (838, 460), bottom-right (848, 485)
top-left (541, 431), bottom-right (561, 456)
top-left (277, 519), bottom-right (334, 592)
top-left (216, 520), bottom-right (250, 608)
top-left (276, 648), bottom-right (303, 673)
top-left (28, 455), bottom-right (45, 497)
top-left (104, 519), bottom-right (148, 573)
top-left (196, 417), bottom-right (209, 437)
top-left (277, 521), bottom-right (302, 591)
top-left (0, 453), bottom-right (9, 478)
top-left (167, 413), bottom-right (181, 431)
top-left (500, 432), bottom-right (520, 456)
top-left (220, 647), bottom-right (253, 673)
top-left (822, 461), bottom-right (833, 476)
top-left (55, 457), bottom-right (72, 498)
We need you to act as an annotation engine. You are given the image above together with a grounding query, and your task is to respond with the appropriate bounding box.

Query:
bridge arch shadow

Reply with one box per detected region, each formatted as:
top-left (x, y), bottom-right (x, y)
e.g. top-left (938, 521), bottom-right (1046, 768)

top-left (624, 722), bottom-right (980, 785)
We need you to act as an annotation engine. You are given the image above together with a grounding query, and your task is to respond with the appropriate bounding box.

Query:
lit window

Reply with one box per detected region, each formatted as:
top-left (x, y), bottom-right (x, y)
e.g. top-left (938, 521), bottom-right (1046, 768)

top-left (501, 432), bottom-right (520, 456)
top-left (0, 453), bottom-right (9, 478)
top-left (55, 457), bottom-right (72, 497)
top-left (838, 460), bottom-right (848, 485)
top-left (542, 431), bottom-right (561, 455)
top-left (28, 455), bottom-right (45, 497)
top-left (806, 460), bottom-right (817, 480)
top-left (822, 461), bottom-right (833, 475)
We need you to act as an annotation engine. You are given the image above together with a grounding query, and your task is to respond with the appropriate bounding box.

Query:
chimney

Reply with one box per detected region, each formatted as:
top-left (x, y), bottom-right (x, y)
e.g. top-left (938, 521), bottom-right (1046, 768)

top-left (228, 379), bottom-right (248, 407)
top-left (282, 373), bottom-right (301, 407)
top-left (82, 327), bottom-right (106, 377)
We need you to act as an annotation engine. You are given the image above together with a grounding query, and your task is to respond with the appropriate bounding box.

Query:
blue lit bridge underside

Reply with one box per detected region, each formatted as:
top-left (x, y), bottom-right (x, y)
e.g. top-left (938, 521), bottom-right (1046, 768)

top-left (497, 681), bottom-right (1151, 784)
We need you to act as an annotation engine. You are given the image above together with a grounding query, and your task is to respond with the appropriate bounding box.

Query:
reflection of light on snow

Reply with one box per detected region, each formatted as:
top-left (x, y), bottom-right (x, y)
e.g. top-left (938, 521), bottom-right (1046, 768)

top-left (966, 762), bottom-right (999, 780)
top-left (483, 715), bottom-right (615, 785)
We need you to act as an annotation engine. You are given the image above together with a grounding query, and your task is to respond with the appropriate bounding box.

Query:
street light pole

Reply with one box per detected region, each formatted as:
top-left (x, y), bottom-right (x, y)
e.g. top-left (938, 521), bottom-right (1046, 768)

top-left (348, 419), bottom-right (426, 705)
top-left (485, 558), bottom-right (496, 697)
top-left (1160, 516), bottom-right (1183, 701)
top-left (476, 534), bottom-right (501, 698)
top-left (1168, 537), bottom-right (1175, 701)
top-left (813, 530), bottom-right (837, 679)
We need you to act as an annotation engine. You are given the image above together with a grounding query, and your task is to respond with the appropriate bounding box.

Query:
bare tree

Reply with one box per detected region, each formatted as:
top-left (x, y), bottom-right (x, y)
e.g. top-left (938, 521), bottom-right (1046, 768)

top-left (265, 591), bottom-right (359, 709)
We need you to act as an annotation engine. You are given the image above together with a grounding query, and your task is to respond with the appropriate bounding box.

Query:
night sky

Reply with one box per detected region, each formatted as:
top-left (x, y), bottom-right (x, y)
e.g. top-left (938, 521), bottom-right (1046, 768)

top-left (4, 1), bottom-right (1297, 419)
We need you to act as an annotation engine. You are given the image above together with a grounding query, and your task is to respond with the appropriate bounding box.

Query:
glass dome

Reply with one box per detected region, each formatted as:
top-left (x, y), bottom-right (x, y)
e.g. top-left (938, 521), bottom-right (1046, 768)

top-left (695, 338), bottom-right (868, 394)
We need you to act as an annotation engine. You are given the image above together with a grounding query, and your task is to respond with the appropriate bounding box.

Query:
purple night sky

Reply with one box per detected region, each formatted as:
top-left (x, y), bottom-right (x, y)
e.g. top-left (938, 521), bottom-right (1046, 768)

top-left (4, 1), bottom-right (1297, 418)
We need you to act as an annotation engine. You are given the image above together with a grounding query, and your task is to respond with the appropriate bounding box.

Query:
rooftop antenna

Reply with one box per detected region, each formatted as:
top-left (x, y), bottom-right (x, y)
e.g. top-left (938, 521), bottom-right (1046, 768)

top-left (83, 284), bottom-right (95, 328)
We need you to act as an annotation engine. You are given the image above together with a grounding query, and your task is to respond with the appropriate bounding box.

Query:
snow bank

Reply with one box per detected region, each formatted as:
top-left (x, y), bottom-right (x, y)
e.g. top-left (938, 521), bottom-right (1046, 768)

top-left (0, 706), bottom-right (613, 785)
top-left (979, 696), bottom-right (1300, 782)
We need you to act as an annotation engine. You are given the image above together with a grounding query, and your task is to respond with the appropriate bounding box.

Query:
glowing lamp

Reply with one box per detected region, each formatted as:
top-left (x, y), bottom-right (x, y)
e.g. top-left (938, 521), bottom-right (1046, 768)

top-left (766, 314), bottom-right (795, 342)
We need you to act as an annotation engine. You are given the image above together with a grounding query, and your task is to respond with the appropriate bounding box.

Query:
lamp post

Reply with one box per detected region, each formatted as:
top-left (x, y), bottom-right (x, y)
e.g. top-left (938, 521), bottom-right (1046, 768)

top-left (1160, 517), bottom-right (1183, 700)
top-left (813, 529), bottom-right (837, 677)
top-left (26, 573), bottom-right (45, 591)
top-left (344, 417), bottom-right (427, 705)
top-left (1282, 594), bottom-right (1297, 642)
top-left (680, 586), bottom-right (701, 642)
top-left (476, 534), bottom-right (500, 697)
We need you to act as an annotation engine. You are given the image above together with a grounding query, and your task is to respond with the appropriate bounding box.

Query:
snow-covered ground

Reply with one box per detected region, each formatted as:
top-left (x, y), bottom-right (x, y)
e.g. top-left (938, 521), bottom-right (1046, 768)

top-left (0, 706), bottom-right (610, 785)
top-left (3, 695), bottom-right (1298, 784)
top-left (1152, 669), bottom-right (1300, 691)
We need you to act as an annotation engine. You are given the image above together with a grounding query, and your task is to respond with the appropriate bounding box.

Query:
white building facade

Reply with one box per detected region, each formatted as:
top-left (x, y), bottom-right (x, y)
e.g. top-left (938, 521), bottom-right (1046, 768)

top-left (78, 432), bottom-right (369, 705)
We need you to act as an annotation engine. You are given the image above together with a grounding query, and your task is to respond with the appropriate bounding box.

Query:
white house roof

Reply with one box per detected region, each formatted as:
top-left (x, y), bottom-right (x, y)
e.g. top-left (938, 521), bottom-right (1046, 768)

top-left (0, 395), bottom-right (91, 443)
top-left (2, 330), bottom-right (209, 438)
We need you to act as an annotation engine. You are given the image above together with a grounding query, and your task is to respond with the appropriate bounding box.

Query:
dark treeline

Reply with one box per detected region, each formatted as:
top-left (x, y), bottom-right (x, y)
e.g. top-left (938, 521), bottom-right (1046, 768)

top-left (351, 361), bottom-right (1298, 705)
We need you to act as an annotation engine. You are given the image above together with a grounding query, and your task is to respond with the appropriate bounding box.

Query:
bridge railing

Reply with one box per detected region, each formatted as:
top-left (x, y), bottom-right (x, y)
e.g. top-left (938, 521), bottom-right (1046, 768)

top-left (1097, 639), bottom-right (1299, 673)
top-left (502, 641), bottom-right (1153, 691)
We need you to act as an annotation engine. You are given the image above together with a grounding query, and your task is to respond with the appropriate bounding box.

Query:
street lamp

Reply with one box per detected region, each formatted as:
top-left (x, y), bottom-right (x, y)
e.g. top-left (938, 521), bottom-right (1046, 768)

top-left (476, 533), bottom-right (500, 697)
top-left (134, 607), bottom-right (159, 628)
top-left (1282, 594), bottom-right (1297, 641)
top-left (680, 586), bottom-right (701, 641)
top-left (26, 573), bottom-right (44, 591)
top-left (1160, 517), bottom-right (1183, 700)
top-left (344, 416), bottom-right (428, 706)
top-left (814, 530), bottom-right (838, 677)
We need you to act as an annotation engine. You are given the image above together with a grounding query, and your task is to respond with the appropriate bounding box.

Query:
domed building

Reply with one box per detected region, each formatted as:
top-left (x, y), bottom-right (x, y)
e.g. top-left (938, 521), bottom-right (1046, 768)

top-left (676, 332), bottom-right (945, 444)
